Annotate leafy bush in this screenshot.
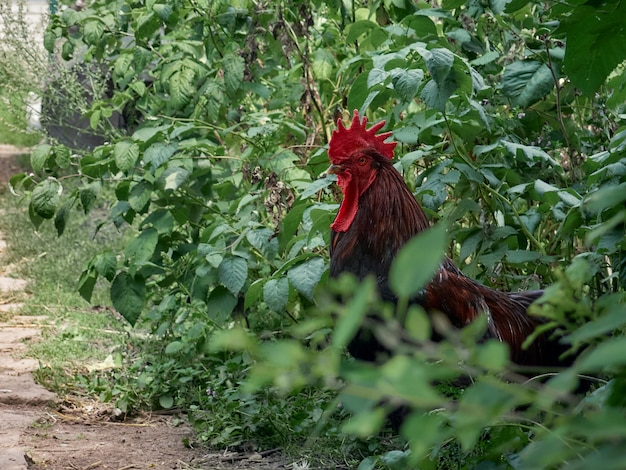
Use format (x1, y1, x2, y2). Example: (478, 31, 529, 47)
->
(8, 0, 626, 467)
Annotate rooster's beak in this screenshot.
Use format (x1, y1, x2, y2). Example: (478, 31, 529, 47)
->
(326, 164, 344, 175)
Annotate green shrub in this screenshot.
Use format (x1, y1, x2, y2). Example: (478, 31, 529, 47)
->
(7, 0, 626, 467)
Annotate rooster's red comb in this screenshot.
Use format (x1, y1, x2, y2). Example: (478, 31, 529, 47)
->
(328, 110, 396, 163)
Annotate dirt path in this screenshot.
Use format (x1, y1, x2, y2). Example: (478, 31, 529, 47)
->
(0, 312, 55, 470)
(1, 174, 50, 469)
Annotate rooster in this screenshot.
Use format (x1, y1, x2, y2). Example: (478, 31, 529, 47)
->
(327, 110, 569, 368)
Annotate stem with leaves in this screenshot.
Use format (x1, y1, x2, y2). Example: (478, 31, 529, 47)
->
(443, 115, 546, 256)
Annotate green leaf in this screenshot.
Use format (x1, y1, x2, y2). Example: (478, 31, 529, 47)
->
(54, 199, 72, 236)
(309, 207, 335, 240)
(347, 73, 371, 112)
(28, 202, 44, 229)
(404, 306, 431, 342)
(357, 456, 378, 470)
(342, 407, 387, 438)
(380, 450, 410, 469)
(393, 125, 420, 144)
(157, 167, 190, 191)
(263, 278, 289, 311)
(455, 381, 522, 450)
(94, 252, 117, 281)
(287, 257, 325, 301)
(125, 228, 159, 265)
(135, 11, 161, 40)
(223, 53, 244, 97)
(332, 277, 376, 349)
(31, 179, 61, 219)
(566, 300, 626, 345)
(129, 80, 146, 97)
(505, 250, 542, 264)
(403, 15, 437, 40)
(140, 209, 175, 235)
(159, 394, 174, 409)
(312, 49, 335, 80)
(346, 20, 379, 43)
(110, 272, 145, 325)
(389, 224, 447, 299)
(504, 0, 530, 12)
(78, 271, 97, 303)
(420, 76, 458, 111)
(442, 0, 466, 8)
(501, 60, 554, 107)
(300, 176, 335, 199)
(30, 144, 52, 174)
(61, 39, 74, 60)
(209, 327, 255, 352)
(401, 412, 446, 459)
(53, 145, 71, 169)
(218, 255, 248, 295)
(584, 183, 626, 214)
(144, 142, 178, 170)
(246, 228, 278, 259)
(83, 19, 105, 45)
(169, 67, 196, 108)
(502, 140, 557, 166)
(607, 71, 626, 109)
(609, 127, 626, 153)
(114, 141, 140, 171)
(132, 124, 170, 143)
(43, 31, 56, 53)
(165, 341, 184, 355)
(426, 48, 454, 85)
(9, 173, 33, 192)
(153, 3, 173, 21)
(474, 340, 509, 371)
(207, 286, 238, 323)
(576, 337, 626, 372)
(244, 279, 264, 311)
(79, 183, 99, 214)
(558, 2, 626, 96)
(419, 48, 458, 110)
(128, 180, 152, 212)
(470, 50, 500, 66)
(391, 68, 424, 101)
(113, 52, 134, 84)
(279, 201, 308, 250)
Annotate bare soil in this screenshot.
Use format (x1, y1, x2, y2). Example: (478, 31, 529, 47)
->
(0, 149, 294, 470)
(20, 403, 289, 469)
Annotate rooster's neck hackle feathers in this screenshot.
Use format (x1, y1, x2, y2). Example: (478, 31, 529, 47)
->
(329, 110, 396, 163)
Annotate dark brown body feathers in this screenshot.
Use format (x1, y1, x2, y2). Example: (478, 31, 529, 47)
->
(330, 151, 568, 368)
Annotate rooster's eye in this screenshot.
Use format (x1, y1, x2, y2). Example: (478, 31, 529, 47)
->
(358, 156, 367, 165)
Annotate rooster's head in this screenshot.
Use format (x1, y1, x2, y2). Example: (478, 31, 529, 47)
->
(326, 110, 397, 232)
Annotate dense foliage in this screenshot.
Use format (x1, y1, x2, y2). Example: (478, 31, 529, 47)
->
(8, 0, 626, 467)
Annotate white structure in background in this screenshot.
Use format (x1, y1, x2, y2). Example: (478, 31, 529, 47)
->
(26, 1, 49, 130)
(24, 0, 48, 38)
(25, 91, 42, 129)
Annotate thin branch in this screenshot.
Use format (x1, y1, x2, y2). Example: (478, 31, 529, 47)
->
(543, 37, 578, 168)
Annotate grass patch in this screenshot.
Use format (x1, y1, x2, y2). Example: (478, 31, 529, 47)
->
(0, 189, 130, 394)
